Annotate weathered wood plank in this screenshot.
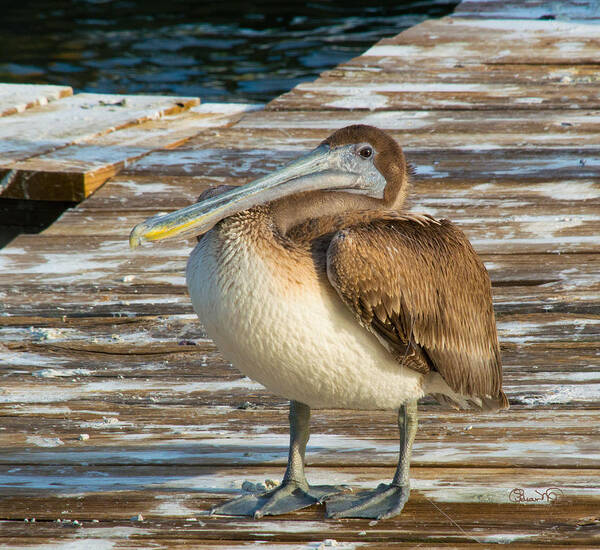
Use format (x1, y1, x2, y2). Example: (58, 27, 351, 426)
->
(269, 84, 600, 112)
(0, 465, 597, 515)
(101, 143, 600, 183)
(1, 247, 596, 288)
(41, 195, 600, 229)
(0, 357, 598, 410)
(0, 372, 597, 413)
(0, 272, 597, 314)
(0, 301, 598, 413)
(232, 110, 600, 149)
(115, 120, 598, 173)
(0, 103, 261, 201)
(322, 63, 600, 84)
(1, 314, 599, 385)
(0, 403, 598, 467)
(1, 366, 599, 413)
(1, 495, 598, 547)
(0, 92, 198, 168)
(453, 0, 600, 21)
(1, 232, 598, 309)
(2, 540, 580, 550)
(73, 153, 599, 213)
(2, 398, 599, 433)
(342, 50, 600, 77)
(268, 71, 600, 111)
(80, 175, 600, 214)
(0, 280, 597, 320)
(19, 208, 599, 254)
(362, 18, 600, 66)
(0, 83, 73, 117)
(0, 316, 597, 375)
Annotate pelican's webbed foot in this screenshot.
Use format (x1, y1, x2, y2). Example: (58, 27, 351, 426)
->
(328, 400, 418, 520)
(211, 401, 346, 518)
(211, 481, 345, 518)
(326, 482, 409, 519)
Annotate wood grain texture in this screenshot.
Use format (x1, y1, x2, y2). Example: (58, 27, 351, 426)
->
(453, 0, 600, 21)
(268, 67, 600, 111)
(0, 92, 202, 201)
(0, 5, 599, 549)
(364, 18, 600, 65)
(0, 83, 73, 117)
(0, 103, 261, 201)
(0, 93, 199, 166)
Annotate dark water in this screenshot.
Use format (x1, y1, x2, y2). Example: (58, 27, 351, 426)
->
(0, 1, 457, 104)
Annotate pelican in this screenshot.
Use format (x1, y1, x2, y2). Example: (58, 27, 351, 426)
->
(130, 125, 508, 520)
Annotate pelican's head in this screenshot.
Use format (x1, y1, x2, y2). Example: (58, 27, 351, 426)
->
(129, 125, 409, 248)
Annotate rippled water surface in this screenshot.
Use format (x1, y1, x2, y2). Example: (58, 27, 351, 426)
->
(0, 1, 457, 103)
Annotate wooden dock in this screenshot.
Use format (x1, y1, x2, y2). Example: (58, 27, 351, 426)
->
(1, 2, 599, 548)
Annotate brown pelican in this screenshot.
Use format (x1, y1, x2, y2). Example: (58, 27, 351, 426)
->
(130, 125, 508, 520)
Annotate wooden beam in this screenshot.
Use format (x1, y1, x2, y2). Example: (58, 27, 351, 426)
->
(0, 83, 72, 117)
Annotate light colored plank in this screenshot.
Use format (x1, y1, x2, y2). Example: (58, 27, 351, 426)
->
(325, 63, 600, 83)
(1, 231, 599, 296)
(270, 84, 600, 112)
(75, 151, 599, 212)
(0, 83, 73, 117)
(0, 416, 597, 469)
(78, 175, 600, 216)
(1, 399, 599, 433)
(0, 103, 261, 201)
(0, 276, 596, 319)
(125, 115, 599, 163)
(0, 92, 198, 169)
(453, 0, 600, 21)
(232, 109, 600, 150)
(0, 465, 597, 515)
(0, 376, 598, 465)
(0, 494, 598, 548)
(268, 69, 600, 111)
(1, 316, 598, 381)
(0, 308, 598, 412)
(365, 18, 600, 65)
(26, 206, 600, 255)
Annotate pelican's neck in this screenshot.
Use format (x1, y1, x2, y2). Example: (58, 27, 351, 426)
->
(206, 203, 327, 289)
(213, 203, 306, 263)
(271, 190, 387, 237)
(211, 193, 415, 259)
(214, 203, 275, 243)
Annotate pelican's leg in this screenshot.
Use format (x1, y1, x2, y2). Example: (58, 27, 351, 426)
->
(211, 401, 346, 518)
(326, 399, 418, 520)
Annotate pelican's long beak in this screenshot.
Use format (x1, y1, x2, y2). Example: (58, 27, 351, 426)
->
(129, 144, 359, 248)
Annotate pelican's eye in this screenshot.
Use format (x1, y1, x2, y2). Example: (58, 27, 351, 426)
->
(358, 146, 373, 159)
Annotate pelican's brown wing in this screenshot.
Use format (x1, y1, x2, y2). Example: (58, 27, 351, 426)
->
(326, 216, 508, 410)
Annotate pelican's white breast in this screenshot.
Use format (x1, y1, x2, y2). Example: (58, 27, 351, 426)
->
(186, 224, 425, 410)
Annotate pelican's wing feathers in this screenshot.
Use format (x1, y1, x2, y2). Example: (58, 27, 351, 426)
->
(326, 215, 508, 411)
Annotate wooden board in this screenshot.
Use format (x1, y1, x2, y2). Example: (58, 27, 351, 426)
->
(363, 18, 600, 65)
(268, 72, 600, 111)
(453, 0, 600, 21)
(329, 16, 600, 113)
(0, 93, 199, 166)
(325, 62, 600, 84)
(0, 103, 262, 201)
(0, 83, 73, 117)
(0, 490, 598, 548)
(187, 110, 600, 151)
(0, 92, 200, 201)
